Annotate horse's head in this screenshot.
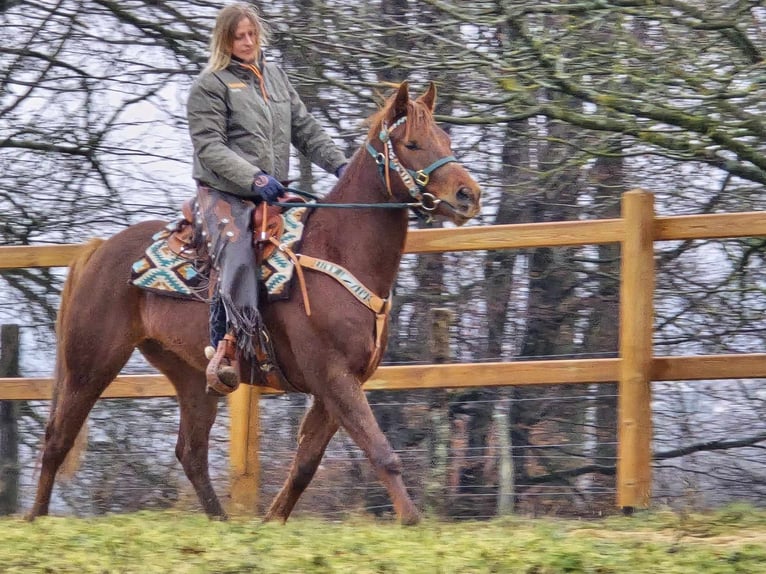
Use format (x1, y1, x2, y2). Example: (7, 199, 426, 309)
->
(369, 82, 482, 225)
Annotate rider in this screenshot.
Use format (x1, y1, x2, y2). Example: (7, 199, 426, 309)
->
(187, 2, 347, 393)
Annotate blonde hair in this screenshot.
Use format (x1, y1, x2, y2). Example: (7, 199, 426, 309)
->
(206, 2, 269, 71)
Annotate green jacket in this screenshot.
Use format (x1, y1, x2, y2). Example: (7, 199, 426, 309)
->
(187, 59, 346, 196)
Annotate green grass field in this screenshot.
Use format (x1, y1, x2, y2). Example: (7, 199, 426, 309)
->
(1, 506, 764, 573)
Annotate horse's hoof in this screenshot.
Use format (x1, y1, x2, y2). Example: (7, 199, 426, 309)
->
(262, 512, 287, 524)
(400, 511, 421, 526)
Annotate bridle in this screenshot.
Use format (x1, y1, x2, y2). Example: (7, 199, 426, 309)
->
(270, 114, 460, 218)
(365, 115, 458, 215)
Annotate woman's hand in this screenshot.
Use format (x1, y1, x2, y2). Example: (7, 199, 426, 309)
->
(251, 172, 286, 202)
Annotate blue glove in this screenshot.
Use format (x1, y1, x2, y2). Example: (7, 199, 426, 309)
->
(251, 172, 285, 203)
(335, 163, 348, 179)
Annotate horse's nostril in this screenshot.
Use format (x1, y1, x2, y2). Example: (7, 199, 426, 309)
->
(456, 187, 473, 202)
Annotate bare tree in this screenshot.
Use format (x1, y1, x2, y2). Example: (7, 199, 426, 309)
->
(1, 0, 763, 516)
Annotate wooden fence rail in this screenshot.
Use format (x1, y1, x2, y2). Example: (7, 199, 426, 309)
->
(1, 189, 765, 515)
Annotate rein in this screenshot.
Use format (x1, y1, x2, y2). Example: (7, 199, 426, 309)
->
(270, 187, 414, 210)
(269, 116, 457, 218)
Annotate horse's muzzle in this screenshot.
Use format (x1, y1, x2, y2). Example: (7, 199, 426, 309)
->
(443, 184, 481, 225)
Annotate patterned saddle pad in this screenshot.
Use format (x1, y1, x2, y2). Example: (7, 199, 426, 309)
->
(129, 204, 311, 301)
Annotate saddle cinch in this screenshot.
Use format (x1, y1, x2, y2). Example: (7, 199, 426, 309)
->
(170, 193, 311, 395)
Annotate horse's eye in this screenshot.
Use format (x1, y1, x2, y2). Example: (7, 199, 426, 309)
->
(404, 141, 419, 150)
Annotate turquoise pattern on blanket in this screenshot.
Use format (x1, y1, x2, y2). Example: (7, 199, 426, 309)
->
(263, 204, 309, 296)
(130, 205, 311, 301)
(129, 222, 202, 298)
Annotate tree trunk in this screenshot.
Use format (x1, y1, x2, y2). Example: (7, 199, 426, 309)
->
(426, 309, 451, 516)
(0, 324, 20, 515)
(584, 151, 623, 503)
(495, 393, 515, 515)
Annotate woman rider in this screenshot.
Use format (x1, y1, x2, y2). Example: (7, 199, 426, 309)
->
(187, 2, 347, 394)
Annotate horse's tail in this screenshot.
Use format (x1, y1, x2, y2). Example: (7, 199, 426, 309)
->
(54, 238, 104, 480)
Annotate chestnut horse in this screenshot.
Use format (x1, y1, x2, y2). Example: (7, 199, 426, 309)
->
(28, 82, 481, 524)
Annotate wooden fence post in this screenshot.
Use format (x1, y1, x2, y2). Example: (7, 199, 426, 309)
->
(228, 384, 261, 515)
(617, 190, 655, 512)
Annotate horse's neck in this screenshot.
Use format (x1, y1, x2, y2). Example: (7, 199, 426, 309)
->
(306, 149, 410, 295)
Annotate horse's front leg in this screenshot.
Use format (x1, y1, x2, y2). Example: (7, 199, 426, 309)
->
(142, 343, 227, 520)
(320, 374, 420, 525)
(265, 397, 339, 523)
(173, 374, 226, 519)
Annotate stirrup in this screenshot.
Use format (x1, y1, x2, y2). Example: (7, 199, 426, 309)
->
(205, 335, 239, 396)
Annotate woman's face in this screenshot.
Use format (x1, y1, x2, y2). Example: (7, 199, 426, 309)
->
(231, 16, 258, 63)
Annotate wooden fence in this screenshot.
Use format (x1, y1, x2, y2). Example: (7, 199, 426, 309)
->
(1, 189, 765, 515)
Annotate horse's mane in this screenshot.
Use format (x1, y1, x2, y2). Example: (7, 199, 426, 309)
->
(365, 93, 432, 143)
(321, 89, 434, 201)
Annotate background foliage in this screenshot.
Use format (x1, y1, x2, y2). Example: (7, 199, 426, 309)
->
(0, 1, 764, 518)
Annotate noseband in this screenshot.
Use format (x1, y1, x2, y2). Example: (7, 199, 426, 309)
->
(366, 116, 457, 214)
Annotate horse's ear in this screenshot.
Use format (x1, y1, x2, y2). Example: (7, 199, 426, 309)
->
(391, 81, 410, 120)
(419, 81, 437, 112)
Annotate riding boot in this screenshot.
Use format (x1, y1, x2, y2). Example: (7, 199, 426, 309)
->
(205, 333, 239, 396)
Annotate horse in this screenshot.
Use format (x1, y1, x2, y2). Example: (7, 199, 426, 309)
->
(27, 81, 481, 525)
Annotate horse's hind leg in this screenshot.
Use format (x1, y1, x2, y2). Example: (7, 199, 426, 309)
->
(27, 339, 135, 519)
(320, 376, 420, 525)
(265, 397, 339, 523)
(139, 341, 226, 519)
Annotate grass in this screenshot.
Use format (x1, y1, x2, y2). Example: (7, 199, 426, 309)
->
(0, 506, 764, 573)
